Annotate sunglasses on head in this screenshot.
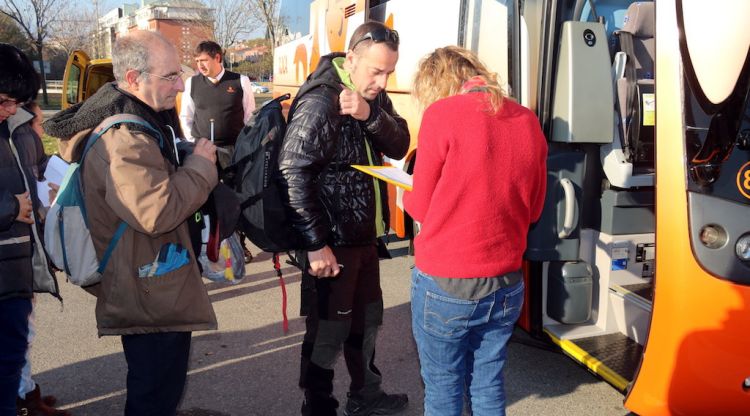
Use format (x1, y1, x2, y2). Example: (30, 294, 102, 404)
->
(350, 27, 400, 50)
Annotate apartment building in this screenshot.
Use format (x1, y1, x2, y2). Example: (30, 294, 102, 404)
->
(94, 0, 214, 65)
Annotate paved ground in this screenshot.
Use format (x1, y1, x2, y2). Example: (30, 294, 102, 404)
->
(29, 239, 628, 415)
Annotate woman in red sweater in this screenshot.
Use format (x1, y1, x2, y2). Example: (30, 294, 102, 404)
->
(404, 46, 547, 416)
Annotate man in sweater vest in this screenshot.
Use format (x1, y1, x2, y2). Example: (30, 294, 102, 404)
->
(179, 40, 255, 166)
(180, 40, 256, 262)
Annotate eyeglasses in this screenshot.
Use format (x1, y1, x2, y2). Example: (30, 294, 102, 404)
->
(0, 97, 30, 109)
(350, 28, 400, 50)
(141, 69, 185, 83)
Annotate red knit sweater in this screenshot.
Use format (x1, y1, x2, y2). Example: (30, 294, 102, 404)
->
(404, 93, 547, 278)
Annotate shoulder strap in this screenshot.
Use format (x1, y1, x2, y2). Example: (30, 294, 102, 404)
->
(97, 221, 128, 274)
(82, 114, 164, 161)
(287, 80, 342, 122)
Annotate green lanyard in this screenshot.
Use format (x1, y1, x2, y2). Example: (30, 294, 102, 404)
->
(333, 57, 385, 237)
(365, 139, 386, 237)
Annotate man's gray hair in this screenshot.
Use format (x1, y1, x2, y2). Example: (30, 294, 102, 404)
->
(112, 35, 150, 83)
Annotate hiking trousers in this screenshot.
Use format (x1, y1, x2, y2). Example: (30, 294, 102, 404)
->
(299, 244, 385, 408)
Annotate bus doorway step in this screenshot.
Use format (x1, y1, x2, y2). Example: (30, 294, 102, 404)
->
(547, 331, 643, 392)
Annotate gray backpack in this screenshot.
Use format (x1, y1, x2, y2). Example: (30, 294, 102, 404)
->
(44, 114, 162, 286)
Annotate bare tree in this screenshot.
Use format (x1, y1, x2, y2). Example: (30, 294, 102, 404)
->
(208, 0, 260, 50)
(248, 0, 280, 50)
(50, 8, 95, 56)
(1, 0, 63, 105)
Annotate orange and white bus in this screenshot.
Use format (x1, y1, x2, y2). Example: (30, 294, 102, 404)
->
(273, 0, 750, 413)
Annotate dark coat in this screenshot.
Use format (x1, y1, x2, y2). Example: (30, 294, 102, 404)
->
(0, 109, 59, 300)
(278, 53, 409, 250)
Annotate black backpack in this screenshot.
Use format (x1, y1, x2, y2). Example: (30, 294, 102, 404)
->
(227, 93, 301, 253)
(226, 81, 340, 333)
(228, 80, 341, 253)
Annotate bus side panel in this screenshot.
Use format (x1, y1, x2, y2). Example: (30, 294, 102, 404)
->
(625, 2, 750, 413)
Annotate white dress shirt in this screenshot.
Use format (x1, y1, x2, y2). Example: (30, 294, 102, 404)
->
(179, 68, 256, 141)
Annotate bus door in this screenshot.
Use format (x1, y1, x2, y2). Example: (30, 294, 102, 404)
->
(524, 0, 750, 411)
(625, 1, 750, 413)
(525, 0, 656, 392)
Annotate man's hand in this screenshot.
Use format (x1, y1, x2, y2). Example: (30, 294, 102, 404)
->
(339, 88, 371, 121)
(193, 138, 217, 164)
(15, 191, 33, 224)
(307, 245, 341, 278)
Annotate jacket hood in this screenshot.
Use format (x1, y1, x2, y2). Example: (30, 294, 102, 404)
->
(6, 107, 33, 134)
(287, 53, 343, 122)
(43, 82, 179, 163)
(298, 53, 345, 99)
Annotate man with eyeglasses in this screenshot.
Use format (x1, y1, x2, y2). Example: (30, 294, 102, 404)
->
(278, 21, 409, 416)
(0, 42, 63, 416)
(44, 30, 219, 416)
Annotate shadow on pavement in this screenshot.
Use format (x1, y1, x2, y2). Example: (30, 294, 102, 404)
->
(34, 300, 617, 416)
(31, 238, 621, 415)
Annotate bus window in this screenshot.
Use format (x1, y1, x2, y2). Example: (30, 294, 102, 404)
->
(369, 0, 390, 7)
(463, 0, 513, 97)
(368, 0, 390, 22)
(278, 0, 314, 42)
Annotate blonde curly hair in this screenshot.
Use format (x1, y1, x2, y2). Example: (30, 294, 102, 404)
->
(412, 46, 505, 114)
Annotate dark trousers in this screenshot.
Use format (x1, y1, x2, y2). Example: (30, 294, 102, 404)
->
(299, 245, 385, 410)
(121, 332, 192, 416)
(0, 297, 31, 416)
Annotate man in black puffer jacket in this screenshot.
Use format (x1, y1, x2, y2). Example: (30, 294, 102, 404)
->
(279, 21, 409, 416)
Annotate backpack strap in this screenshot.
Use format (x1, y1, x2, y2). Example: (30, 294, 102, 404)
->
(83, 114, 164, 160)
(97, 222, 128, 274)
(82, 114, 163, 275)
(273, 253, 289, 333)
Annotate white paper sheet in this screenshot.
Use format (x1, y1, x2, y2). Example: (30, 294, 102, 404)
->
(37, 155, 69, 207)
(351, 165, 413, 191)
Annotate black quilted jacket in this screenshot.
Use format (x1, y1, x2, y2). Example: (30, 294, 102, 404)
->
(278, 53, 409, 249)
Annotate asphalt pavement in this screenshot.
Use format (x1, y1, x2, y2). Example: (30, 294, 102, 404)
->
(29, 239, 628, 415)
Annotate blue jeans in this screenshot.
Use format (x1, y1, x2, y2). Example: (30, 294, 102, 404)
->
(18, 299, 36, 398)
(411, 268, 524, 416)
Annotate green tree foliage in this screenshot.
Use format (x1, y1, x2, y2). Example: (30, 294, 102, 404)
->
(234, 50, 272, 81)
(0, 13, 29, 50)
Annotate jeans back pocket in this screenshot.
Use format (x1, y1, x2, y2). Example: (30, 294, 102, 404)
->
(424, 291, 479, 338)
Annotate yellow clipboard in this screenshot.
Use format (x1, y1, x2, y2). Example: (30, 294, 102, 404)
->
(351, 165, 413, 191)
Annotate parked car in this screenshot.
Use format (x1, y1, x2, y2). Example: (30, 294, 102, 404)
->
(250, 82, 270, 94)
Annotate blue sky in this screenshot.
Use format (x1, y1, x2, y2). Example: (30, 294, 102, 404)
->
(69, 0, 117, 17)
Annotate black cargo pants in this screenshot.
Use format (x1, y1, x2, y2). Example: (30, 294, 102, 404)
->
(298, 244, 385, 411)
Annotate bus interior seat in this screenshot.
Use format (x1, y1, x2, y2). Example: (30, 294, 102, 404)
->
(580, 0, 640, 52)
(614, 1, 655, 172)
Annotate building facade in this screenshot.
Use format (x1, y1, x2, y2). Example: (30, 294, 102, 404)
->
(94, 0, 214, 65)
